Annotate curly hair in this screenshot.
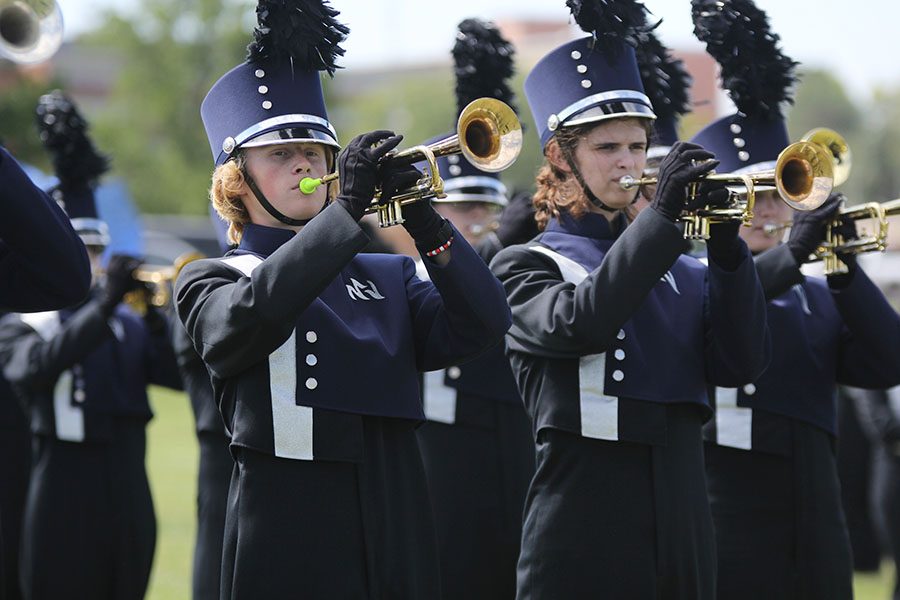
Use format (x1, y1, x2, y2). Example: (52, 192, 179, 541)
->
(210, 148, 336, 244)
(532, 118, 652, 231)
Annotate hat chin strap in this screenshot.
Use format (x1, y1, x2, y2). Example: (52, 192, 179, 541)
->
(242, 167, 330, 227)
(559, 144, 640, 212)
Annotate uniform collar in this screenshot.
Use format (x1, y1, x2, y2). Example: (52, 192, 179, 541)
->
(237, 223, 295, 258)
(545, 211, 627, 240)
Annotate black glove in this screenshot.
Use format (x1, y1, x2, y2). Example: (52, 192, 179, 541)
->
(651, 142, 719, 222)
(496, 191, 539, 247)
(828, 211, 860, 287)
(787, 192, 845, 265)
(335, 130, 404, 221)
(100, 254, 141, 315)
(378, 162, 448, 251)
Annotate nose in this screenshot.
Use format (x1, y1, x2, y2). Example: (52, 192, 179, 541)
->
(616, 149, 636, 171)
(292, 150, 311, 174)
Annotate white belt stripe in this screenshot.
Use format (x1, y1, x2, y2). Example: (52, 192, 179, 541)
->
(423, 370, 456, 424)
(715, 387, 752, 450)
(20, 312, 84, 442)
(222, 255, 314, 460)
(530, 246, 619, 440)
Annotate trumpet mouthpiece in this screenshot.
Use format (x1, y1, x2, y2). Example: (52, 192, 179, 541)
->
(299, 177, 321, 195)
(619, 175, 638, 191)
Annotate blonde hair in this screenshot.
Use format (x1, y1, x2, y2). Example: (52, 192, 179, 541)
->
(532, 118, 652, 231)
(209, 147, 337, 244)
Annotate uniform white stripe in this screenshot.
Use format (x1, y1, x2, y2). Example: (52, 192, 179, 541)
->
(888, 385, 900, 421)
(423, 370, 456, 424)
(715, 387, 752, 450)
(530, 246, 619, 440)
(19, 312, 85, 442)
(223, 254, 314, 460)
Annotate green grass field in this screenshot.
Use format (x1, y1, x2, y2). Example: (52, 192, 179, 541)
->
(143, 386, 896, 600)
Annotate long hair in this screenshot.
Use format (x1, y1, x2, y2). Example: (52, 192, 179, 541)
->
(532, 117, 651, 230)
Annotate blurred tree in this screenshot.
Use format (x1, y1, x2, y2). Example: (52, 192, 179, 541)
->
(80, 0, 250, 215)
(0, 69, 63, 170)
(858, 87, 900, 204)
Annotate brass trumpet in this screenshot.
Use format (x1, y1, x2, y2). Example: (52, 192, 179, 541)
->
(0, 0, 63, 64)
(299, 98, 523, 227)
(801, 128, 851, 187)
(619, 140, 835, 240)
(124, 251, 205, 313)
(815, 199, 900, 275)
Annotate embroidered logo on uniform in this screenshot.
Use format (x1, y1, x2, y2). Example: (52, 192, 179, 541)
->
(346, 278, 385, 301)
(660, 271, 680, 295)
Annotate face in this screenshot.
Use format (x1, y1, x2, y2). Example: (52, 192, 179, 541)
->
(241, 143, 331, 230)
(739, 190, 791, 253)
(434, 201, 501, 244)
(550, 119, 648, 216)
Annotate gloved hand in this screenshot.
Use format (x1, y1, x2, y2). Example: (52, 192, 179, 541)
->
(787, 192, 845, 265)
(335, 130, 404, 221)
(828, 211, 860, 286)
(378, 163, 448, 251)
(496, 191, 539, 247)
(651, 142, 719, 222)
(100, 254, 141, 315)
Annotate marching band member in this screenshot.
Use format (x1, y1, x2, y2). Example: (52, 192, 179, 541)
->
(0, 90, 183, 600)
(176, 1, 511, 597)
(414, 19, 533, 599)
(489, 1, 770, 597)
(690, 1, 900, 598)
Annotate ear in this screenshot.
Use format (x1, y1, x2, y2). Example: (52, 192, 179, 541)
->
(546, 139, 573, 174)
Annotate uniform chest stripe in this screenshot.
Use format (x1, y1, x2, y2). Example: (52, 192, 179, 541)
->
(221, 254, 314, 460)
(715, 387, 752, 450)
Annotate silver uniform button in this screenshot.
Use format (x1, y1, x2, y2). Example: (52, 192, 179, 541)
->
(743, 383, 757, 395)
(447, 366, 462, 380)
(617, 329, 626, 340)
(614, 349, 625, 361)
(305, 378, 318, 390)
(306, 331, 317, 343)
(73, 389, 86, 403)
(306, 354, 317, 366)
(612, 370, 625, 382)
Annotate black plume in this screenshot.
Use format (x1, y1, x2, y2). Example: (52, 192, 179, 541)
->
(566, 0, 655, 55)
(35, 90, 109, 189)
(634, 29, 691, 124)
(691, 0, 798, 118)
(453, 19, 517, 117)
(247, 0, 349, 77)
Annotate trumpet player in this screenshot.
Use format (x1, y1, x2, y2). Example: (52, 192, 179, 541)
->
(176, 1, 511, 597)
(0, 91, 183, 600)
(690, 1, 900, 598)
(489, 1, 769, 597)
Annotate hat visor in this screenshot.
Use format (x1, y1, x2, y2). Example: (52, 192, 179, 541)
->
(242, 127, 340, 150)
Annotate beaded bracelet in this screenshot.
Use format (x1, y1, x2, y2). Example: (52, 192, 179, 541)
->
(425, 235, 454, 257)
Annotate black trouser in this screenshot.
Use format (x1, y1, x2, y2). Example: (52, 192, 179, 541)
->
(0, 429, 30, 600)
(705, 421, 853, 600)
(417, 401, 534, 600)
(871, 446, 900, 600)
(220, 416, 439, 599)
(517, 404, 715, 600)
(192, 432, 232, 600)
(20, 419, 155, 600)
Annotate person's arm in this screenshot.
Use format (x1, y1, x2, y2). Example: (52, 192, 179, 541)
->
(491, 207, 686, 358)
(405, 224, 511, 372)
(142, 306, 184, 391)
(176, 202, 369, 379)
(0, 147, 91, 311)
(753, 243, 805, 300)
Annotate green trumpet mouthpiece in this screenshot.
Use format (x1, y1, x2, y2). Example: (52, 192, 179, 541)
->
(299, 177, 321, 195)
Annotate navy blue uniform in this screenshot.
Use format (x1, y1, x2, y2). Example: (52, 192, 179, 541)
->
(175, 203, 511, 599)
(490, 208, 770, 599)
(416, 246, 534, 600)
(0, 296, 182, 600)
(0, 148, 90, 312)
(704, 244, 900, 600)
(0, 362, 28, 600)
(170, 318, 231, 600)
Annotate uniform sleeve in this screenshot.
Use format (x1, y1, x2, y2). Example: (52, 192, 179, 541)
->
(0, 302, 113, 393)
(141, 308, 184, 391)
(753, 243, 805, 300)
(831, 268, 900, 389)
(0, 147, 91, 312)
(702, 240, 771, 386)
(175, 203, 370, 379)
(845, 386, 900, 446)
(490, 208, 686, 358)
(405, 225, 511, 372)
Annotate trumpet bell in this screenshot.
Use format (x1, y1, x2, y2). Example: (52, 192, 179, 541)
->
(801, 127, 851, 187)
(0, 0, 63, 64)
(775, 141, 834, 211)
(457, 98, 523, 173)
